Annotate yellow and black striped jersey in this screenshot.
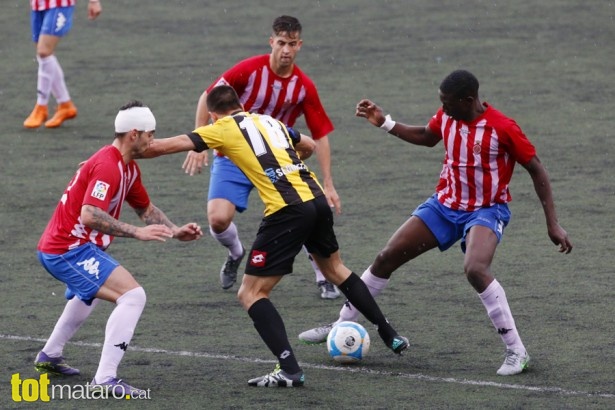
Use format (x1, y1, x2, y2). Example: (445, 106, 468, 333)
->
(188, 112, 324, 216)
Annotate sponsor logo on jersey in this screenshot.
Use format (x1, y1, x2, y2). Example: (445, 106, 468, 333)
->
(264, 163, 309, 183)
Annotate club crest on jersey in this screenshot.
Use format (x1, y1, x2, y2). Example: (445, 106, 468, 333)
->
(91, 180, 110, 200)
(473, 142, 482, 154)
(250, 250, 267, 268)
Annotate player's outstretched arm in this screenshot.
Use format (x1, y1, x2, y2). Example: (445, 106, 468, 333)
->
(355, 99, 439, 147)
(141, 134, 197, 159)
(81, 204, 173, 242)
(135, 203, 203, 241)
(522, 156, 573, 254)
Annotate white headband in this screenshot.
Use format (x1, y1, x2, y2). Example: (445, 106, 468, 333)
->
(114, 106, 156, 133)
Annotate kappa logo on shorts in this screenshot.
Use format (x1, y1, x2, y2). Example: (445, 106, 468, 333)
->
(250, 250, 267, 267)
(76, 257, 101, 280)
(55, 12, 67, 32)
(90, 181, 110, 200)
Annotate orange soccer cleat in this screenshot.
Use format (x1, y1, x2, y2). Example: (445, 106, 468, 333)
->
(45, 101, 78, 128)
(23, 104, 49, 128)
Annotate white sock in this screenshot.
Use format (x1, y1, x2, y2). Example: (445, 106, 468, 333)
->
(94, 287, 146, 383)
(338, 267, 390, 322)
(48, 55, 70, 103)
(306, 247, 326, 282)
(478, 279, 525, 352)
(42, 297, 99, 358)
(36, 55, 55, 105)
(210, 222, 243, 259)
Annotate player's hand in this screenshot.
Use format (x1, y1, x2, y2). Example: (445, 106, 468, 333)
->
(87, 1, 102, 20)
(323, 181, 342, 215)
(135, 224, 174, 242)
(548, 223, 573, 254)
(355, 99, 386, 127)
(182, 150, 209, 176)
(173, 222, 204, 241)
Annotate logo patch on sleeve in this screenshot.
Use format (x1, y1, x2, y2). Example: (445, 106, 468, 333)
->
(91, 180, 110, 200)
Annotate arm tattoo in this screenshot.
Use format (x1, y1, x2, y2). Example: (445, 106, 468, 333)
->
(135, 204, 177, 229)
(86, 206, 138, 238)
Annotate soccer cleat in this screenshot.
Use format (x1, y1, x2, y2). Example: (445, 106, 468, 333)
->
(34, 351, 80, 376)
(318, 280, 341, 299)
(44, 101, 78, 128)
(388, 335, 409, 355)
(497, 349, 530, 376)
(23, 104, 48, 128)
(298, 322, 335, 344)
(248, 364, 305, 387)
(220, 246, 245, 289)
(90, 377, 147, 397)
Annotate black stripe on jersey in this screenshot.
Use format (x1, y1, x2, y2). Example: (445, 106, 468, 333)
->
(283, 133, 323, 198)
(187, 132, 208, 152)
(233, 115, 312, 206)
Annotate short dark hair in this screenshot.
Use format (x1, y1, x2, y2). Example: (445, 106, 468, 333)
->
(206, 85, 242, 113)
(119, 100, 145, 111)
(272, 15, 302, 36)
(439, 70, 479, 99)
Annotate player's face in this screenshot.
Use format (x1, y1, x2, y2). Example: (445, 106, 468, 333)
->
(269, 31, 302, 69)
(134, 130, 155, 155)
(439, 91, 473, 122)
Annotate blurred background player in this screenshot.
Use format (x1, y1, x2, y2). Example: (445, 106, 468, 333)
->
(24, 0, 102, 129)
(34, 101, 203, 394)
(183, 15, 341, 298)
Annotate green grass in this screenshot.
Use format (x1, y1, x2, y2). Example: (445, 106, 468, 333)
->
(1, 0, 614, 408)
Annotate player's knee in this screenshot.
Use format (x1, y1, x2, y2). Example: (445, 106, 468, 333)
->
(236, 286, 250, 310)
(208, 216, 231, 233)
(118, 286, 147, 308)
(36, 46, 54, 58)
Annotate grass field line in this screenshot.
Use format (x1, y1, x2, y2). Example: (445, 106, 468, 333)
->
(3, 334, 613, 399)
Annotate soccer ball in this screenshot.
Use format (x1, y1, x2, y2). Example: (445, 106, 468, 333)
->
(326, 321, 370, 363)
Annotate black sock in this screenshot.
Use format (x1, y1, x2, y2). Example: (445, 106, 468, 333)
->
(338, 272, 397, 344)
(248, 298, 301, 374)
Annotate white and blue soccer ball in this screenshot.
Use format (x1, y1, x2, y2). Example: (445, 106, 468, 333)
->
(326, 321, 370, 363)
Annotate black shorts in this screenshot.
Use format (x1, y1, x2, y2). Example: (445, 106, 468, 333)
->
(245, 195, 339, 276)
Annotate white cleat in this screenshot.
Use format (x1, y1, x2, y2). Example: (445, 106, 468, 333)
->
(497, 349, 530, 376)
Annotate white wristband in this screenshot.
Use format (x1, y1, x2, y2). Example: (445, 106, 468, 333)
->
(380, 114, 396, 132)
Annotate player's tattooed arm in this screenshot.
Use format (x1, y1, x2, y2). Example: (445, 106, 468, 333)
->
(81, 204, 138, 238)
(134, 203, 178, 230)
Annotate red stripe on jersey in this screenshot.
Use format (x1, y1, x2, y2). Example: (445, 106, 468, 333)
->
(207, 55, 333, 139)
(430, 103, 536, 211)
(31, 0, 75, 11)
